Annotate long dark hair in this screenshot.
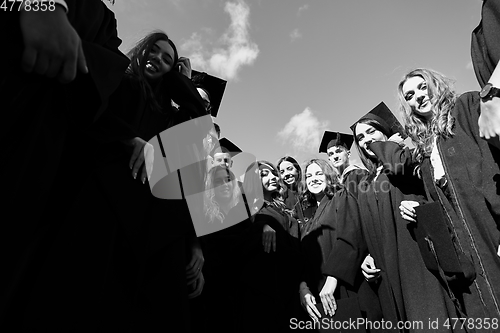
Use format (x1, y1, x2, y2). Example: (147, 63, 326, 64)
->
(352, 118, 389, 183)
(242, 161, 288, 213)
(276, 155, 302, 192)
(300, 158, 340, 209)
(126, 31, 179, 114)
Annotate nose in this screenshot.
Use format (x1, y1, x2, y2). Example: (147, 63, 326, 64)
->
(416, 92, 425, 105)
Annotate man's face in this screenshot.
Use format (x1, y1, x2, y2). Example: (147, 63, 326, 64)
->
(212, 152, 233, 168)
(327, 146, 350, 170)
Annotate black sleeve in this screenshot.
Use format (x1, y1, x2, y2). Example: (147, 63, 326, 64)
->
(322, 192, 367, 287)
(370, 141, 417, 177)
(471, 0, 500, 87)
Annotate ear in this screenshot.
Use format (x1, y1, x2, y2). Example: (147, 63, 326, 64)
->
(230, 160, 234, 168)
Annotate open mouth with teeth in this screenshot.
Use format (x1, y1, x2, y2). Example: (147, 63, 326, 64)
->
(146, 61, 159, 73)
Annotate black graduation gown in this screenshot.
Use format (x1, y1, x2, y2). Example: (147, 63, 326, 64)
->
(17, 71, 209, 332)
(237, 203, 301, 333)
(342, 166, 369, 199)
(0, 1, 129, 328)
(301, 190, 382, 332)
(366, 141, 468, 332)
(412, 92, 500, 323)
(471, 0, 500, 87)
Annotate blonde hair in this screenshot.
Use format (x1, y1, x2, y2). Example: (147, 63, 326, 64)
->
(204, 166, 240, 223)
(397, 68, 456, 164)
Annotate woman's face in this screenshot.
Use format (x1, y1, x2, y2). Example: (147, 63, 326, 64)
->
(213, 169, 234, 202)
(279, 161, 299, 186)
(355, 123, 387, 157)
(259, 164, 279, 193)
(402, 76, 433, 118)
(305, 163, 326, 194)
(144, 40, 175, 81)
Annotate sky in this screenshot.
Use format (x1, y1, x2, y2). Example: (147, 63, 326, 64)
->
(107, 0, 484, 178)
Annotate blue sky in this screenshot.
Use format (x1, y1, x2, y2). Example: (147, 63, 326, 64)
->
(108, 0, 483, 176)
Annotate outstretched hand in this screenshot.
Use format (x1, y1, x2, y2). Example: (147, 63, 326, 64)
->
(20, 7, 88, 83)
(123, 137, 154, 184)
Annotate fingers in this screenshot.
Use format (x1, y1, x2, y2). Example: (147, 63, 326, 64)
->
(59, 42, 78, 84)
(362, 270, 374, 280)
(76, 41, 88, 74)
(307, 296, 321, 320)
(399, 201, 418, 222)
(262, 232, 276, 253)
(34, 52, 50, 76)
(46, 57, 63, 79)
(399, 204, 416, 222)
(144, 143, 154, 182)
(186, 259, 202, 281)
(187, 274, 204, 299)
(304, 295, 320, 323)
(177, 57, 191, 78)
(22, 46, 37, 73)
(129, 139, 145, 180)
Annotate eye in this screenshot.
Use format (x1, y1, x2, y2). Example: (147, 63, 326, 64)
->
(404, 92, 413, 101)
(305, 174, 311, 179)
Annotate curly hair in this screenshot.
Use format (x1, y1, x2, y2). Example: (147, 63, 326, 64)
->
(242, 161, 288, 214)
(300, 158, 341, 210)
(276, 155, 302, 192)
(397, 68, 456, 164)
(204, 165, 241, 223)
(126, 31, 179, 114)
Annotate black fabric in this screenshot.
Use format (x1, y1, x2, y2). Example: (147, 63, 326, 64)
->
(471, 0, 500, 88)
(414, 201, 475, 280)
(0, 2, 129, 329)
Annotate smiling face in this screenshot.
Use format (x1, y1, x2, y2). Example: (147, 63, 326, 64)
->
(305, 162, 326, 194)
(279, 161, 299, 186)
(213, 168, 234, 203)
(144, 40, 175, 81)
(213, 152, 233, 169)
(402, 76, 433, 118)
(355, 122, 388, 158)
(259, 164, 279, 194)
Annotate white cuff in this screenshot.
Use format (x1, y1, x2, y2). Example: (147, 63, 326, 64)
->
(52, 0, 68, 13)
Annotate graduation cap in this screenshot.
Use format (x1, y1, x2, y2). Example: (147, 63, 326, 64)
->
(350, 101, 407, 139)
(318, 131, 354, 153)
(213, 122, 221, 139)
(211, 137, 242, 158)
(414, 202, 474, 280)
(191, 70, 227, 117)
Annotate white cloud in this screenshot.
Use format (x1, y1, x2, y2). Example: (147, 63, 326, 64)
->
(290, 28, 302, 42)
(181, 0, 259, 80)
(297, 4, 309, 15)
(277, 108, 330, 154)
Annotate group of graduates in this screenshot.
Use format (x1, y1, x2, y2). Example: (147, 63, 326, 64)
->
(1, 1, 500, 333)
